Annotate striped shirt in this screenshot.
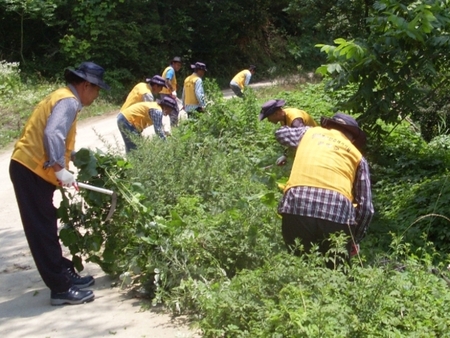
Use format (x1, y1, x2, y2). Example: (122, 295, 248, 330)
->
(275, 126, 374, 242)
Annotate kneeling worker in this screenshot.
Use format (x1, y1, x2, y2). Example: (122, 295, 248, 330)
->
(276, 112, 374, 268)
(259, 99, 317, 166)
(121, 75, 168, 111)
(117, 96, 178, 153)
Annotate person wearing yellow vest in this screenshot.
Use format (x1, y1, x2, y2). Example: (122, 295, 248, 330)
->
(9, 62, 110, 305)
(259, 99, 318, 166)
(182, 62, 207, 116)
(275, 112, 374, 268)
(160, 56, 182, 127)
(230, 65, 256, 98)
(121, 75, 168, 111)
(117, 96, 178, 153)
(160, 56, 182, 97)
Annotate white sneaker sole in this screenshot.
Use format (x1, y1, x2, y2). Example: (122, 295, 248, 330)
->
(50, 293, 95, 306)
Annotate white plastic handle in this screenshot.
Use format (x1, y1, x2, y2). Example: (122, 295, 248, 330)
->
(77, 182, 114, 196)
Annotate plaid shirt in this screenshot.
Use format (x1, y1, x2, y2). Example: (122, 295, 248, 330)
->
(275, 126, 374, 242)
(149, 108, 165, 140)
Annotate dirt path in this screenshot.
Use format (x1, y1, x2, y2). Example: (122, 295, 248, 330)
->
(0, 82, 275, 337)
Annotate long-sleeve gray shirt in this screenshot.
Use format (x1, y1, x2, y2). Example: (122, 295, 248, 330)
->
(44, 84, 82, 168)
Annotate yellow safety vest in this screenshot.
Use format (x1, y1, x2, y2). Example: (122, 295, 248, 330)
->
(183, 73, 200, 105)
(11, 87, 78, 186)
(283, 108, 317, 127)
(121, 82, 152, 111)
(284, 127, 362, 201)
(121, 101, 161, 132)
(231, 69, 250, 89)
(160, 66, 177, 95)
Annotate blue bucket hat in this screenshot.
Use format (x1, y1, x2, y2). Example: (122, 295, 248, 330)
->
(191, 62, 207, 71)
(65, 61, 110, 90)
(146, 75, 168, 88)
(259, 99, 285, 121)
(157, 96, 178, 112)
(320, 112, 367, 150)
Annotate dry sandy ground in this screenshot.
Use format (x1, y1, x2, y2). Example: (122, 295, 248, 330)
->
(0, 83, 276, 338)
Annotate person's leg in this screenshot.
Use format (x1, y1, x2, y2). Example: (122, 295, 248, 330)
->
(316, 220, 352, 268)
(230, 84, 243, 98)
(9, 160, 71, 293)
(117, 113, 138, 153)
(281, 214, 352, 268)
(281, 214, 316, 255)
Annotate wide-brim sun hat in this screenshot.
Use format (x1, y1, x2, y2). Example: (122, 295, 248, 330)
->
(157, 96, 179, 112)
(65, 61, 110, 90)
(320, 112, 367, 150)
(146, 75, 168, 88)
(259, 99, 286, 121)
(190, 62, 207, 71)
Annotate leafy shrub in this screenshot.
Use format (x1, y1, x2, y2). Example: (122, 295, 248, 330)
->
(191, 238, 450, 337)
(0, 60, 22, 98)
(56, 79, 450, 336)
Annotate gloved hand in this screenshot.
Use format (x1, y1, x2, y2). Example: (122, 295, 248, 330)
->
(275, 155, 287, 166)
(55, 168, 76, 187)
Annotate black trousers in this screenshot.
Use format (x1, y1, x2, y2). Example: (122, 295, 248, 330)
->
(9, 160, 72, 293)
(281, 214, 352, 268)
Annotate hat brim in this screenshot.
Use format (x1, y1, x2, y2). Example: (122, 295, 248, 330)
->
(152, 82, 169, 88)
(66, 68, 110, 90)
(259, 99, 285, 121)
(191, 64, 207, 71)
(157, 99, 179, 112)
(321, 117, 367, 150)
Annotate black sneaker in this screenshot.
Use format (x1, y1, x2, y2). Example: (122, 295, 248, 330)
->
(65, 268, 95, 288)
(50, 286, 95, 306)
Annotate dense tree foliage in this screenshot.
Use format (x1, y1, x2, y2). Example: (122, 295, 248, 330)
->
(1, 0, 378, 86)
(2, 0, 450, 140)
(317, 0, 450, 143)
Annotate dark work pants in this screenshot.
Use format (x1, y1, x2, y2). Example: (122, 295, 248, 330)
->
(9, 160, 72, 293)
(117, 112, 140, 153)
(281, 214, 352, 269)
(230, 84, 244, 98)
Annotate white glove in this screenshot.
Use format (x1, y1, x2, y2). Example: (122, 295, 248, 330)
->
(55, 169, 75, 187)
(275, 155, 287, 166)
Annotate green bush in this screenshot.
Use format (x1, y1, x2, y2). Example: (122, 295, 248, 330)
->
(56, 79, 450, 336)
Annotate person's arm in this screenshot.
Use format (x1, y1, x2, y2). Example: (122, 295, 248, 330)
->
(353, 157, 374, 242)
(142, 92, 155, 102)
(194, 79, 206, 109)
(181, 85, 186, 106)
(44, 98, 79, 170)
(274, 125, 308, 148)
(244, 71, 252, 87)
(290, 118, 305, 128)
(149, 108, 166, 140)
